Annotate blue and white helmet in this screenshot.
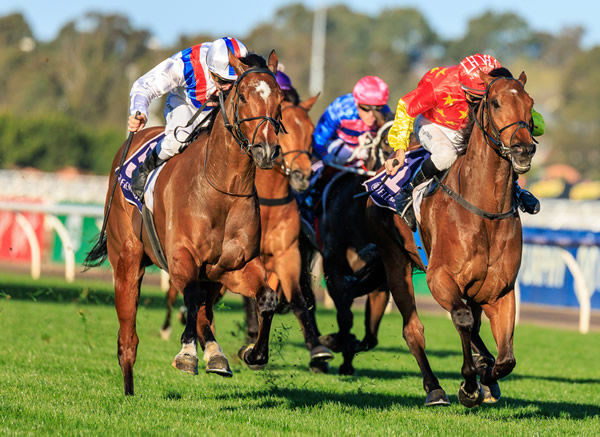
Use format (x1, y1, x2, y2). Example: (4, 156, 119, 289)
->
(206, 37, 248, 81)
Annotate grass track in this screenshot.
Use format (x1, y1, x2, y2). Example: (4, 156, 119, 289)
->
(0, 273, 599, 436)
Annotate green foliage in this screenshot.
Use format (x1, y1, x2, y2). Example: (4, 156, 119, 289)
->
(0, 276, 599, 435)
(0, 7, 597, 178)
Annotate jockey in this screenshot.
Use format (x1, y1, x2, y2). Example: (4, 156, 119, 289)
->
(298, 76, 392, 222)
(314, 75, 393, 167)
(127, 37, 248, 200)
(384, 53, 543, 230)
(276, 68, 300, 105)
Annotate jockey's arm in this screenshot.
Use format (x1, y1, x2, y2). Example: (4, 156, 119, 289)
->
(128, 55, 185, 130)
(384, 99, 415, 175)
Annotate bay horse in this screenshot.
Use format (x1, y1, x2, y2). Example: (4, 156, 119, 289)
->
(298, 121, 396, 375)
(366, 71, 536, 407)
(161, 95, 335, 371)
(85, 51, 284, 395)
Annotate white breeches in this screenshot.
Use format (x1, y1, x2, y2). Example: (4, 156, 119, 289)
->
(413, 115, 465, 171)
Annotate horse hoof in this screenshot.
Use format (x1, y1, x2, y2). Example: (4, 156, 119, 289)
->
(481, 382, 501, 403)
(206, 355, 233, 377)
(171, 353, 198, 375)
(457, 382, 484, 408)
(238, 344, 267, 370)
(310, 345, 334, 362)
(425, 388, 451, 406)
(160, 327, 172, 341)
(309, 360, 329, 374)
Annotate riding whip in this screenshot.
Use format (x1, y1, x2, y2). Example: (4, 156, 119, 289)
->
(83, 111, 140, 268)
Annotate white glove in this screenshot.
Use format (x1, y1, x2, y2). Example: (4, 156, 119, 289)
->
(358, 132, 373, 147)
(357, 147, 370, 161)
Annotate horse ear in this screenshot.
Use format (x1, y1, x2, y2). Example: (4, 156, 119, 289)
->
(228, 50, 247, 76)
(267, 50, 278, 75)
(518, 71, 527, 86)
(479, 69, 494, 89)
(299, 93, 320, 111)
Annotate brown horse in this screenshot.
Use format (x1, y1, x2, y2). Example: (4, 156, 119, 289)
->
(161, 96, 335, 370)
(85, 51, 284, 395)
(367, 71, 536, 407)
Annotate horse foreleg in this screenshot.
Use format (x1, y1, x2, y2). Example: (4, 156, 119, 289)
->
(160, 284, 178, 340)
(113, 248, 145, 396)
(482, 289, 516, 395)
(243, 296, 259, 344)
(221, 258, 277, 370)
(195, 282, 232, 377)
(469, 301, 501, 403)
(429, 271, 483, 408)
(358, 289, 389, 352)
(275, 248, 334, 365)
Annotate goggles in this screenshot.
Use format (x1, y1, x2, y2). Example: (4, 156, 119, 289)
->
(358, 104, 384, 113)
(211, 72, 234, 86)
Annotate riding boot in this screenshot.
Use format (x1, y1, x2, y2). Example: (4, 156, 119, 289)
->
(513, 179, 540, 214)
(394, 168, 428, 231)
(131, 148, 165, 201)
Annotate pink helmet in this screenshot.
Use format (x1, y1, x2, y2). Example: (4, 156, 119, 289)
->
(352, 76, 389, 105)
(458, 53, 501, 95)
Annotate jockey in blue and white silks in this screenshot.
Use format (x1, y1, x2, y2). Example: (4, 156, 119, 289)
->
(127, 37, 248, 200)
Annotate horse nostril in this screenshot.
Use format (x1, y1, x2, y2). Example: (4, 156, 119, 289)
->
(271, 145, 281, 161)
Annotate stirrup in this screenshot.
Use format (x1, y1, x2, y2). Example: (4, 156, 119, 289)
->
(399, 199, 417, 231)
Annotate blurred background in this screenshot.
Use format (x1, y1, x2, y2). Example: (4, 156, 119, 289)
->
(0, 1, 598, 331)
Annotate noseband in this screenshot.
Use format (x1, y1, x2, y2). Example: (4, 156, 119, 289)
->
(474, 77, 536, 160)
(218, 67, 284, 153)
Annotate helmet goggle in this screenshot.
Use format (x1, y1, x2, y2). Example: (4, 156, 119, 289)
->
(358, 104, 384, 113)
(211, 71, 234, 86)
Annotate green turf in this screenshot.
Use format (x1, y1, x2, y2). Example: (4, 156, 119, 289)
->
(0, 273, 598, 436)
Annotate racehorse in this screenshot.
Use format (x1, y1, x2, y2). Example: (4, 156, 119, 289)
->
(84, 51, 284, 395)
(161, 95, 335, 370)
(366, 71, 536, 407)
(298, 121, 395, 375)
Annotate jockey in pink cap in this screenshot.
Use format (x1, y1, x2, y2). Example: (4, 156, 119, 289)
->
(384, 54, 542, 230)
(126, 37, 248, 201)
(313, 75, 392, 167)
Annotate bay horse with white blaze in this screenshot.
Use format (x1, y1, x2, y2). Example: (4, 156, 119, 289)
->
(367, 70, 536, 407)
(85, 51, 284, 395)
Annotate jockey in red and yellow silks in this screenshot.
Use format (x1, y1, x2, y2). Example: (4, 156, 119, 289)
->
(384, 54, 542, 230)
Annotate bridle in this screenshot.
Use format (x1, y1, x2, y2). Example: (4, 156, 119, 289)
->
(274, 104, 311, 177)
(203, 66, 284, 197)
(473, 76, 536, 161)
(218, 67, 285, 153)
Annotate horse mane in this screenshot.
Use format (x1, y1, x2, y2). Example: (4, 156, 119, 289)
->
(457, 67, 515, 150)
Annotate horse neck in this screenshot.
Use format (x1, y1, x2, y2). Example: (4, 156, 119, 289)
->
(202, 120, 256, 194)
(255, 167, 288, 198)
(459, 127, 514, 211)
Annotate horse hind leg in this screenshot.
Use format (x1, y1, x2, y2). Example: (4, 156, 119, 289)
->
(172, 282, 204, 375)
(113, 248, 145, 396)
(160, 284, 178, 340)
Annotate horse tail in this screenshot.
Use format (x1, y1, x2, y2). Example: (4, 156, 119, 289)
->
(82, 231, 108, 270)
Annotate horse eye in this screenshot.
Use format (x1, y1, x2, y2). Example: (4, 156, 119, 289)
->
(239, 94, 247, 103)
(491, 98, 500, 109)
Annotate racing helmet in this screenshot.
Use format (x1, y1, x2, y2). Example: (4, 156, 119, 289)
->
(276, 71, 293, 90)
(352, 76, 389, 105)
(458, 53, 502, 96)
(206, 37, 248, 81)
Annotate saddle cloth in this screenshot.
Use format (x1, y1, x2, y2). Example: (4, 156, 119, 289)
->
(362, 147, 430, 213)
(117, 131, 166, 213)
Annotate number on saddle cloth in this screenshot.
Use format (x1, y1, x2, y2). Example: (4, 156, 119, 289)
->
(362, 147, 430, 212)
(116, 131, 165, 212)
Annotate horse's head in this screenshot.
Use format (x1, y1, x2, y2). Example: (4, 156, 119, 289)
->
(225, 50, 284, 170)
(363, 119, 395, 171)
(278, 95, 319, 192)
(479, 71, 536, 174)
